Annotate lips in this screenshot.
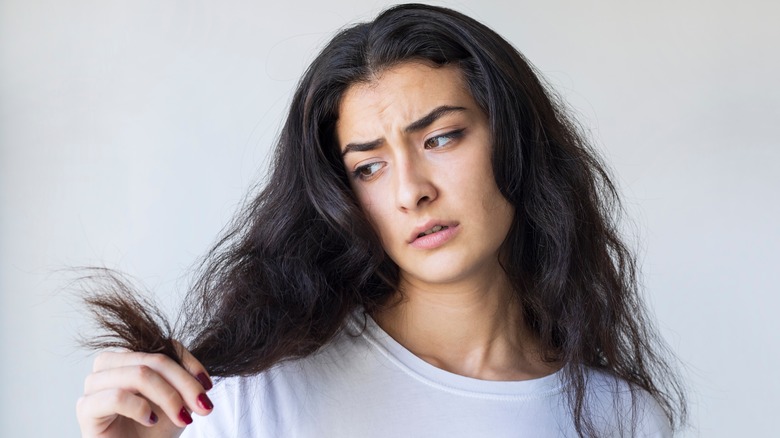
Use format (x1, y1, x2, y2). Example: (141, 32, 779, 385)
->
(417, 224, 448, 238)
(408, 220, 459, 245)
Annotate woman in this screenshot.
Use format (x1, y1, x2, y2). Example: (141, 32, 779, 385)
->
(77, 4, 686, 437)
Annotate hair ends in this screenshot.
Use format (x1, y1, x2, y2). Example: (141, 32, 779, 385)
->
(77, 268, 183, 366)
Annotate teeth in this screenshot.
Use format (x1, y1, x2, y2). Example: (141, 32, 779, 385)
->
(418, 225, 447, 238)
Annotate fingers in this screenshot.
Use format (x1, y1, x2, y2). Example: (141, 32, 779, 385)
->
(95, 350, 208, 388)
(76, 389, 158, 434)
(173, 341, 213, 391)
(84, 365, 200, 427)
(93, 348, 212, 391)
(84, 349, 214, 429)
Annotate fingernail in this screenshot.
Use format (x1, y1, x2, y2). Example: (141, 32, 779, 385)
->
(149, 411, 158, 425)
(197, 393, 213, 410)
(179, 407, 193, 425)
(196, 372, 213, 391)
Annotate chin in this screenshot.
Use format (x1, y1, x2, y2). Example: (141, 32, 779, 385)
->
(399, 260, 479, 287)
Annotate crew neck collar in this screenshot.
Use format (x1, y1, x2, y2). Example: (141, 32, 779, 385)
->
(347, 310, 566, 401)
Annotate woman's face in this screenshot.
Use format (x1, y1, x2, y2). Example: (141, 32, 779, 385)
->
(336, 62, 514, 288)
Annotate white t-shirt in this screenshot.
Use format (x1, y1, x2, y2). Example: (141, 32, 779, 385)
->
(182, 312, 671, 437)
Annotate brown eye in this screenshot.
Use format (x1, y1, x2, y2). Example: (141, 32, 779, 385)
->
(352, 162, 385, 181)
(424, 129, 465, 149)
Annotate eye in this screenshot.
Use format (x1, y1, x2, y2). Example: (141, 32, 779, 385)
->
(352, 161, 385, 181)
(424, 128, 465, 149)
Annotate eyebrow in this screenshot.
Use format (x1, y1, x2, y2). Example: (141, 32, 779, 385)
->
(341, 105, 467, 157)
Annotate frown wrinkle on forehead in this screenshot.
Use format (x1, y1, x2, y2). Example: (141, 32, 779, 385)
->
(337, 62, 476, 152)
(341, 106, 467, 158)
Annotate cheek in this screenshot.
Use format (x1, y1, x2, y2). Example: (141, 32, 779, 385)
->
(449, 151, 496, 200)
(456, 148, 513, 224)
(353, 185, 379, 219)
(353, 186, 396, 242)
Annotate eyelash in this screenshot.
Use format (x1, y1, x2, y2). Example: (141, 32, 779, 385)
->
(424, 128, 465, 149)
(351, 128, 466, 181)
(352, 162, 384, 181)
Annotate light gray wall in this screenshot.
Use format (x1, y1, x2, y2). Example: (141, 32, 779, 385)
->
(1, 1, 777, 436)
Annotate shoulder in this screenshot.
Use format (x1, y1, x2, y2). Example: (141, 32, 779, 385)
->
(181, 326, 371, 437)
(182, 318, 674, 437)
(582, 368, 673, 437)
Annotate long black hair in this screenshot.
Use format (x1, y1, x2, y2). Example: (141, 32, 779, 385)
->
(82, 4, 686, 436)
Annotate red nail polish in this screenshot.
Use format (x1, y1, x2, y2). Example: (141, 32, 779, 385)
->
(149, 411, 158, 424)
(196, 372, 213, 391)
(179, 407, 193, 425)
(197, 393, 213, 410)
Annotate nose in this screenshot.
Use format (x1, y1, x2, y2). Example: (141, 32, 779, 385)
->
(395, 153, 437, 211)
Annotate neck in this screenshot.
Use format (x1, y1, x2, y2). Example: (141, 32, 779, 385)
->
(373, 269, 556, 381)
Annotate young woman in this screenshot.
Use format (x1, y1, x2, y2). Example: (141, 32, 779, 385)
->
(77, 4, 686, 437)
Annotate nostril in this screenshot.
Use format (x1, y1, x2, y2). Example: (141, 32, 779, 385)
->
(396, 173, 436, 211)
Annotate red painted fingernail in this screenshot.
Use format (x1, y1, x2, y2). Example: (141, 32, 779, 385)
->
(197, 393, 213, 410)
(196, 372, 213, 391)
(149, 411, 158, 425)
(179, 407, 193, 425)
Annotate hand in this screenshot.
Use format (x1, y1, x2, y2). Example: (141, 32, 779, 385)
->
(76, 343, 214, 438)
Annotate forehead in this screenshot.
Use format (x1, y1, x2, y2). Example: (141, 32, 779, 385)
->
(336, 62, 475, 140)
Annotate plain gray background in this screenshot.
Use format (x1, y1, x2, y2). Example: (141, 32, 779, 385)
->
(1, 0, 777, 436)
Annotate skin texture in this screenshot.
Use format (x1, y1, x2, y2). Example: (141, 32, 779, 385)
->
(338, 62, 552, 381)
(338, 62, 514, 289)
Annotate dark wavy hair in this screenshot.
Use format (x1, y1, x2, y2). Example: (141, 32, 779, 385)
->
(82, 3, 686, 436)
